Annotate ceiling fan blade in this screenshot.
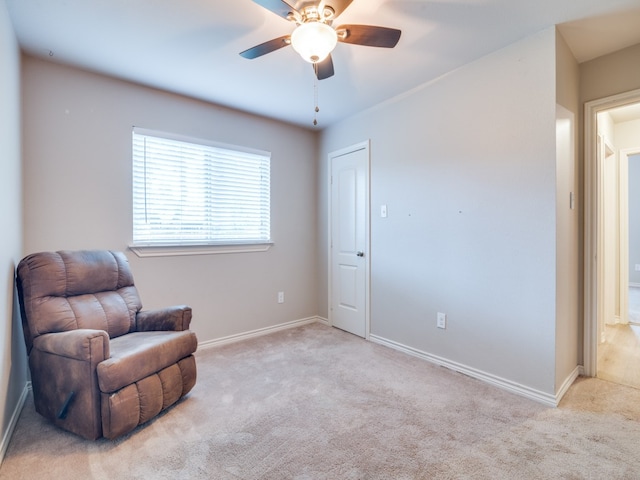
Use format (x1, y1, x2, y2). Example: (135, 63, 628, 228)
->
(251, 0, 299, 20)
(318, 0, 354, 19)
(239, 35, 291, 59)
(314, 54, 334, 80)
(336, 24, 401, 48)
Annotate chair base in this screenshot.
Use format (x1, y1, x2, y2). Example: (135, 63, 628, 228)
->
(101, 355, 196, 439)
(31, 354, 196, 440)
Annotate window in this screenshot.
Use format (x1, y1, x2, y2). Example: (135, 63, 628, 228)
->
(132, 128, 271, 251)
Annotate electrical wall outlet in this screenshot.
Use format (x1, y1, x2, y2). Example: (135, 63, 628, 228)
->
(635, 264, 640, 272)
(437, 312, 446, 329)
(278, 291, 285, 304)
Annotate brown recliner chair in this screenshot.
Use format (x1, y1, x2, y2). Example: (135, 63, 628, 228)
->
(16, 250, 197, 440)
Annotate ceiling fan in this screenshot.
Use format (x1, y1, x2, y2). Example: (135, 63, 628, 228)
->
(240, 0, 402, 80)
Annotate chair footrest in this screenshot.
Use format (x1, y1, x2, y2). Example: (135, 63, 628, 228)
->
(97, 330, 197, 393)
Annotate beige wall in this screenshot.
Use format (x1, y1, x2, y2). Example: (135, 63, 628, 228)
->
(581, 43, 640, 104)
(0, 0, 28, 460)
(555, 31, 581, 392)
(21, 57, 319, 344)
(319, 28, 560, 397)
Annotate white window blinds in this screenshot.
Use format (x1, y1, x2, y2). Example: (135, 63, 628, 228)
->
(132, 128, 271, 246)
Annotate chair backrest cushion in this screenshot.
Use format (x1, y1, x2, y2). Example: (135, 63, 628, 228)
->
(17, 250, 142, 352)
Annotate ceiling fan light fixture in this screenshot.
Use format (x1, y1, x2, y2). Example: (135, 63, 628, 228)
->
(290, 22, 337, 64)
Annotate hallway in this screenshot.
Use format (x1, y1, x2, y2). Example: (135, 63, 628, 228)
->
(598, 322, 640, 389)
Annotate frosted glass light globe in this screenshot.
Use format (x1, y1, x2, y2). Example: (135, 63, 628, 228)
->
(291, 22, 338, 64)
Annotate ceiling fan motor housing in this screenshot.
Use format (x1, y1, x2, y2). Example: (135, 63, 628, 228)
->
(291, 5, 335, 24)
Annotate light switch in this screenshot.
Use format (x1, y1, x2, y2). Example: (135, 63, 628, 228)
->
(381, 205, 388, 218)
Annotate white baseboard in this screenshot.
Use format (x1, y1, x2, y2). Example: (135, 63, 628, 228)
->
(0, 381, 31, 467)
(316, 317, 330, 326)
(198, 316, 327, 350)
(605, 315, 622, 325)
(555, 366, 581, 405)
(369, 334, 559, 407)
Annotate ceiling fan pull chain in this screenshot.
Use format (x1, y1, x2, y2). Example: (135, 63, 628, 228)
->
(313, 71, 319, 126)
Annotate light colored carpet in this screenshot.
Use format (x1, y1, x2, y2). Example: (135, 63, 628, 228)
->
(1, 322, 640, 479)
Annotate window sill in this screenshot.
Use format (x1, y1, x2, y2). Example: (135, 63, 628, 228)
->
(129, 242, 273, 258)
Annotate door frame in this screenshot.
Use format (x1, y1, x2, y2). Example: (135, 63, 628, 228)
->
(327, 140, 371, 339)
(584, 88, 640, 376)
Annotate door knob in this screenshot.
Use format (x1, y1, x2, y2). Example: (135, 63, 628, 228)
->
(356, 251, 365, 257)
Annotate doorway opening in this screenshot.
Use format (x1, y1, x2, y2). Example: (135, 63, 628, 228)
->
(585, 89, 640, 389)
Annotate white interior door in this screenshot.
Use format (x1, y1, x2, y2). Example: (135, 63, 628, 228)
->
(329, 141, 369, 338)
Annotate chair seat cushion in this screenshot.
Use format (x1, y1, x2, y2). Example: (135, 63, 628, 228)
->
(97, 331, 197, 393)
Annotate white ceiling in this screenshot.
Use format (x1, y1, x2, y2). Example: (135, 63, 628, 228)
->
(6, 0, 640, 129)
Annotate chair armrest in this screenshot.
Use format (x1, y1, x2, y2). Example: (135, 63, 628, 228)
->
(136, 305, 192, 332)
(32, 329, 110, 363)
